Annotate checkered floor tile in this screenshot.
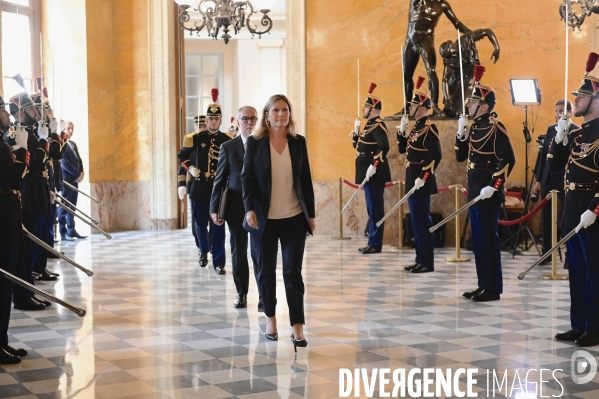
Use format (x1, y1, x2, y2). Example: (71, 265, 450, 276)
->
(1, 229, 597, 398)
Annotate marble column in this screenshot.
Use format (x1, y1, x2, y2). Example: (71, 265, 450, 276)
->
(286, 0, 306, 136)
(147, 0, 179, 230)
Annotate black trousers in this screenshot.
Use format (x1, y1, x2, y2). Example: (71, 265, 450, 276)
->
(254, 213, 307, 325)
(58, 182, 78, 235)
(14, 211, 43, 304)
(540, 190, 564, 253)
(228, 221, 258, 296)
(34, 204, 56, 274)
(0, 247, 17, 348)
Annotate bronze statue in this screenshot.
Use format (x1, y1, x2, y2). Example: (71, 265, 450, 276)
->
(560, 0, 599, 30)
(439, 29, 500, 118)
(403, 0, 471, 116)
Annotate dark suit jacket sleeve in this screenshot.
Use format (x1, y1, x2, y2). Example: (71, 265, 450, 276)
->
(300, 137, 315, 218)
(536, 126, 552, 183)
(61, 144, 80, 178)
(209, 143, 230, 214)
(241, 137, 257, 214)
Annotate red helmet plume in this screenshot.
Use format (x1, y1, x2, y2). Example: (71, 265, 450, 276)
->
(415, 76, 425, 90)
(211, 88, 219, 103)
(473, 65, 486, 83)
(586, 52, 599, 74)
(368, 83, 377, 94)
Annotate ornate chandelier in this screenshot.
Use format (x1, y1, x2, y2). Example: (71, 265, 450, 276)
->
(175, 0, 277, 44)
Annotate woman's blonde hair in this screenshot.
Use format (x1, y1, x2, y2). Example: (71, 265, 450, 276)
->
(252, 94, 298, 139)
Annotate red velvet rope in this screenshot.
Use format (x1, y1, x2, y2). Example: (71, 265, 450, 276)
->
(340, 178, 547, 227)
(498, 197, 550, 226)
(341, 178, 398, 189)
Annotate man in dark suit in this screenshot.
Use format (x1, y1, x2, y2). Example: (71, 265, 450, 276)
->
(210, 106, 261, 310)
(58, 121, 87, 241)
(533, 99, 579, 262)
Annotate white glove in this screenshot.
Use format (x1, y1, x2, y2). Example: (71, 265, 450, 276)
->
(456, 116, 469, 141)
(479, 186, 497, 200)
(365, 164, 377, 180)
(575, 210, 597, 233)
(13, 125, 28, 150)
(49, 191, 56, 204)
(399, 115, 409, 135)
(413, 178, 425, 191)
(37, 122, 48, 140)
(354, 119, 361, 135)
(178, 186, 187, 201)
(554, 116, 571, 145)
(188, 166, 200, 178)
(49, 118, 59, 134)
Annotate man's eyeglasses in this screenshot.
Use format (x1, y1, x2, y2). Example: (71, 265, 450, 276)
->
(241, 117, 258, 123)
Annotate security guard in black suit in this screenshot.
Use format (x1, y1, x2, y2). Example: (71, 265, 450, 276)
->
(533, 99, 579, 260)
(178, 90, 232, 274)
(455, 66, 515, 302)
(0, 94, 30, 364)
(551, 57, 599, 347)
(178, 115, 207, 255)
(210, 106, 260, 310)
(397, 77, 442, 273)
(353, 83, 391, 254)
(7, 92, 52, 311)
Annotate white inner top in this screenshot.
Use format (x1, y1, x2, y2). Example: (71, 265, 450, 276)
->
(268, 141, 302, 219)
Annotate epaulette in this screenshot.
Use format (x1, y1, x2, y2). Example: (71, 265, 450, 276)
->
(183, 131, 199, 148)
(428, 123, 440, 139)
(224, 132, 234, 139)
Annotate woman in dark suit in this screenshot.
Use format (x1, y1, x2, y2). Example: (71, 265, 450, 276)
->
(241, 94, 315, 352)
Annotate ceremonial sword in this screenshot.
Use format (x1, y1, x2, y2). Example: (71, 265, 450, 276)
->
(430, 194, 483, 233)
(518, 225, 580, 280)
(376, 186, 417, 227)
(22, 226, 94, 277)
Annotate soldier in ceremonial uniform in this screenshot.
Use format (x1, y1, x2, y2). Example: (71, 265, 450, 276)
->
(178, 90, 232, 274)
(0, 97, 31, 364)
(455, 66, 515, 302)
(353, 83, 391, 254)
(7, 91, 52, 311)
(397, 77, 442, 273)
(551, 55, 599, 347)
(533, 99, 579, 262)
(178, 115, 207, 252)
(31, 90, 62, 280)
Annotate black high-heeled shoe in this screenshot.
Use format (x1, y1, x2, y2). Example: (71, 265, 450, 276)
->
(265, 332, 278, 341)
(291, 334, 308, 353)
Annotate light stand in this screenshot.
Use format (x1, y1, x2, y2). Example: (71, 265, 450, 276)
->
(508, 79, 541, 256)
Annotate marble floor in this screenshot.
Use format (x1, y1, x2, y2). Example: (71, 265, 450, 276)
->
(1, 229, 597, 399)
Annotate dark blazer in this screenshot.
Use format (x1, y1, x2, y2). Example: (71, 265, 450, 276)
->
(62, 140, 84, 182)
(210, 135, 246, 224)
(536, 123, 580, 196)
(241, 134, 315, 238)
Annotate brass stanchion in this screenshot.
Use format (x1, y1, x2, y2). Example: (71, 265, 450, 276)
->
(540, 190, 568, 280)
(333, 178, 351, 240)
(391, 181, 405, 251)
(446, 184, 470, 262)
